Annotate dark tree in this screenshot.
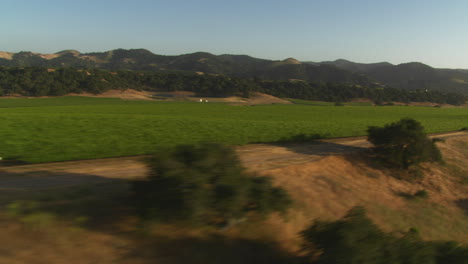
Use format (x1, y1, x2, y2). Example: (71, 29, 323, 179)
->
(300, 207, 468, 264)
(131, 143, 291, 226)
(367, 118, 442, 169)
(433, 241, 468, 264)
(301, 207, 389, 264)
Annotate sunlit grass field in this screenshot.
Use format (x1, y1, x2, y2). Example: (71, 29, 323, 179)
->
(0, 97, 466, 163)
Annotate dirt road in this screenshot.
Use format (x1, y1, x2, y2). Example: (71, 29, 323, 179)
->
(0, 131, 466, 190)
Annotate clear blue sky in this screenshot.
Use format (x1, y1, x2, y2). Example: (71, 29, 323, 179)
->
(2, 0, 468, 68)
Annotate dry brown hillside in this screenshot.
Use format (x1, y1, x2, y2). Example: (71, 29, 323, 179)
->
(261, 135, 468, 250)
(65, 90, 292, 105)
(0, 132, 467, 263)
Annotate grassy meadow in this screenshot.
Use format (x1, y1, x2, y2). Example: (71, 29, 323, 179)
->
(0, 97, 467, 163)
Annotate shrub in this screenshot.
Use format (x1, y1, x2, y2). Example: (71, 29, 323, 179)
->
(373, 99, 384, 106)
(6, 200, 57, 228)
(433, 241, 468, 264)
(432, 138, 445, 143)
(300, 207, 468, 264)
(367, 118, 442, 169)
(131, 143, 291, 226)
(414, 189, 429, 199)
(300, 207, 389, 263)
(6, 200, 40, 216)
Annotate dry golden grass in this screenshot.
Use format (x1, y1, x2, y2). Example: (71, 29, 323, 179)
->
(0, 217, 127, 264)
(0, 134, 466, 263)
(258, 135, 468, 251)
(67, 89, 155, 100)
(0, 51, 14, 60)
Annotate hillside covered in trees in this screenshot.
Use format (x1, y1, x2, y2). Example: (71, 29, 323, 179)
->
(316, 59, 468, 95)
(0, 67, 465, 105)
(2, 49, 468, 95)
(0, 49, 370, 85)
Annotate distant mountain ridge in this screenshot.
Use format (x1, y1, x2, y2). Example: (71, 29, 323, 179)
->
(310, 59, 468, 95)
(0, 49, 370, 86)
(1, 49, 468, 94)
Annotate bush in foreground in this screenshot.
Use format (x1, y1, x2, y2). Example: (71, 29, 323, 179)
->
(367, 118, 442, 169)
(301, 207, 468, 264)
(131, 143, 291, 226)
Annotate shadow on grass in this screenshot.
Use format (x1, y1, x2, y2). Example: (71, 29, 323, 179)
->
(395, 190, 429, 200)
(342, 151, 427, 182)
(455, 199, 468, 215)
(272, 133, 327, 143)
(0, 158, 30, 166)
(256, 133, 368, 159)
(1, 171, 304, 264)
(0, 171, 119, 190)
(282, 141, 366, 156)
(0, 170, 133, 228)
(395, 191, 416, 200)
(127, 234, 303, 264)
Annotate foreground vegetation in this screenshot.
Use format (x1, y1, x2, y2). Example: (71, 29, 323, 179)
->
(1, 121, 467, 263)
(0, 97, 467, 163)
(368, 118, 442, 169)
(302, 207, 468, 264)
(133, 143, 291, 225)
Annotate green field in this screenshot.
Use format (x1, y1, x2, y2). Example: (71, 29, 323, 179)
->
(0, 97, 467, 163)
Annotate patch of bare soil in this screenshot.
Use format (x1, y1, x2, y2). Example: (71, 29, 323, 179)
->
(0, 51, 13, 60)
(0, 93, 23, 98)
(39, 53, 60, 60)
(151, 91, 291, 105)
(68, 89, 155, 100)
(244, 93, 292, 105)
(0, 219, 127, 264)
(0, 156, 149, 190)
(1, 89, 156, 100)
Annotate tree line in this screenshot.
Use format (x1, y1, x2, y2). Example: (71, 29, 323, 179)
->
(0, 67, 465, 105)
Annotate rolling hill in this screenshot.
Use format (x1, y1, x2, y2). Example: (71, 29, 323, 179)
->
(2, 49, 468, 94)
(315, 59, 468, 94)
(0, 49, 371, 85)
